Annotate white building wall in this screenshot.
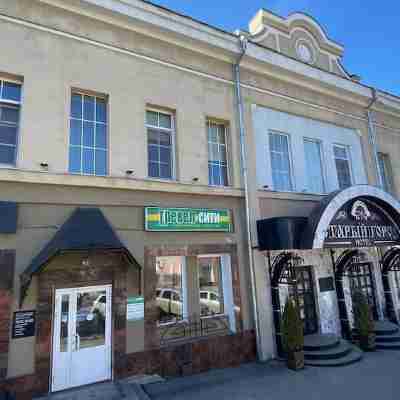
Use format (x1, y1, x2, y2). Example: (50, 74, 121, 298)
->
(252, 106, 368, 194)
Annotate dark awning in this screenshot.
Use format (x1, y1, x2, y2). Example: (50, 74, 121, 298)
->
(20, 208, 138, 303)
(257, 217, 308, 251)
(257, 185, 400, 251)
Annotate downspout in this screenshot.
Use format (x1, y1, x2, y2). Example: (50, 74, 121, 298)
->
(233, 35, 263, 361)
(366, 88, 382, 187)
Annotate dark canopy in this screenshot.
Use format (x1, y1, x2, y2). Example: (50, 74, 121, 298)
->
(20, 208, 137, 303)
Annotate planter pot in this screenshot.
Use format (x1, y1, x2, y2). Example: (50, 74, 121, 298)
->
(287, 350, 304, 370)
(359, 333, 376, 352)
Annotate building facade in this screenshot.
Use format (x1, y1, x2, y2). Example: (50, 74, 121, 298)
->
(245, 10, 400, 362)
(0, 0, 399, 397)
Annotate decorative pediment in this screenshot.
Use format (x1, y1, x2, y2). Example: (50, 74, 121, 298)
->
(249, 9, 350, 78)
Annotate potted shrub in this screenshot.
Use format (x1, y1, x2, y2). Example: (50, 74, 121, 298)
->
(352, 290, 376, 351)
(281, 297, 304, 370)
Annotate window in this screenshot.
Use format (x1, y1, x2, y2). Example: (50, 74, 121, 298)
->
(146, 109, 175, 180)
(0, 80, 22, 165)
(269, 132, 293, 191)
(198, 256, 224, 316)
(334, 144, 352, 189)
(69, 92, 107, 175)
(156, 256, 184, 324)
(207, 120, 229, 186)
(304, 139, 325, 193)
(378, 153, 394, 194)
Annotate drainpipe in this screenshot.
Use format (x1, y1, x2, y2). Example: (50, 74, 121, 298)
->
(233, 35, 263, 361)
(366, 88, 382, 188)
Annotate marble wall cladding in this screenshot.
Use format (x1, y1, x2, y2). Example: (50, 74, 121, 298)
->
(269, 247, 393, 338)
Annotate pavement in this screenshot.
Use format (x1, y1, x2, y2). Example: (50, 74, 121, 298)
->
(36, 350, 400, 400)
(143, 350, 400, 400)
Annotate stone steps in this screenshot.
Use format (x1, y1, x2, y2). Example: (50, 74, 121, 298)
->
(373, 320, 400, 350)
(305, 346, 363, 367)
(353, 320, 400, 350)
(304, 339, 353, 360)
(303, 334, 362, 367)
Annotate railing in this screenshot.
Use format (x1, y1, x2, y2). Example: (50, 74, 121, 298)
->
(160, 314, 230, 346)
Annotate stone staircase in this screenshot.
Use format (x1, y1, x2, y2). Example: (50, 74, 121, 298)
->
(303, 334, 363, 367)
(374, 320, 400, 350)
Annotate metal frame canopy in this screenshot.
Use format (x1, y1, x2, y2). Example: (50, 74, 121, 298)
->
(20, 208, 138, 304)
(257, 185, 400, 251)
(303, 185, 400, 249)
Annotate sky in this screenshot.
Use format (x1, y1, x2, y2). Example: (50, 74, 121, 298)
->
(149, 0, 400, 96)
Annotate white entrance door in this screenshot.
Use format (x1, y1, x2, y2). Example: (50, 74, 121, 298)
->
(52, 285, 112, 392)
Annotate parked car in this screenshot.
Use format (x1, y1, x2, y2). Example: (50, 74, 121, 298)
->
(156, 288, 183, 321)
(200, 291, 222, 315)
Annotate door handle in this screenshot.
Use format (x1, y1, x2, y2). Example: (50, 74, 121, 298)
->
(74, 334, 80, 351)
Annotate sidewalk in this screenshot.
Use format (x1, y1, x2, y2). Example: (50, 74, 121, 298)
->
(143, 350, 399, 400)
(35, 375, 161, 400)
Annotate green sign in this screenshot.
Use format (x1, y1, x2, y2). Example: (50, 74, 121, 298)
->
(127, 296, 144, 321)
(145, 207, 232, 232)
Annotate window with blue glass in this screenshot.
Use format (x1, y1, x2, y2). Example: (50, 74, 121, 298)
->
(0, 80, 22, 165)
(146, 109, 175, 180)
(208, 120, 229, 186)
(69, 92, 108, 176)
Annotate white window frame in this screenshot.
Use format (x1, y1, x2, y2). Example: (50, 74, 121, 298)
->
(146, 108, 176, 181)
(207, 119, 230, 187)
(333, 143, 353, 189)
(0, 79, 23, 168)
(68, 90, 108, 176)
(303, 137, 326, 194)
(377, 152, 393, 194)
(268, 130, 295, 192)
(197, 254, 236, 333)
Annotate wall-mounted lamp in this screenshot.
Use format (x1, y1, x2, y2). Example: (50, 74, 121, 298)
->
(126, 170, 134, 176)
(40, 162, 48, 169)
(82, 258, 90, 267)
(192, 177, 199, 183)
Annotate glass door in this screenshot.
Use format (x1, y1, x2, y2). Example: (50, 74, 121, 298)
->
(52, 285, 112, 392)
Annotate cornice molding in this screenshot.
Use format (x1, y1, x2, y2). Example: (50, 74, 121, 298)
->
(5, 1, 400, 118)
(0, 168, 245, 197)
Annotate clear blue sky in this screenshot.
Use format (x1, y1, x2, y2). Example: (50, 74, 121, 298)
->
(149, 0, 400, 96)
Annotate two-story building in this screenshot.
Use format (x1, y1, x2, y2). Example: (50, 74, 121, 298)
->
(245, 10, 400, 364)
(0, 1, 258, 397)
(0, 0, 400, 398)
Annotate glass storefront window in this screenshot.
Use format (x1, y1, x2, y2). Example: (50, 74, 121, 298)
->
(76, 290, 106, 349)
(60, 294, 69, 352)
(198, 256, 224, 317)
(156, 256, 183, 324)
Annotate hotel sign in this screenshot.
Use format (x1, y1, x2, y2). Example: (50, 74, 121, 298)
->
(324, 199, 400, 248)
(145, 207, 232, 232)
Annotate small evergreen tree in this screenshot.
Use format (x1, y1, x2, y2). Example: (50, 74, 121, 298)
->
(281, 297, 304, 353)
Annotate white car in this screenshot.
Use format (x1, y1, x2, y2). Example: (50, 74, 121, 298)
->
(200, 291, 222, 315)
(91, 294, 106, 317)
(156, 288, 183, 319)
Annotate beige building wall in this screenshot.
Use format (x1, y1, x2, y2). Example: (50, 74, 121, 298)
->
(2, 181, 251, 378)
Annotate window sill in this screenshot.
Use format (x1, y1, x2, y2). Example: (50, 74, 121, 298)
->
(0, 164, 16, 169)
(200, 314, 226, 320)
(146, 177, 178, 184)
(257, 188, 325, 201)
